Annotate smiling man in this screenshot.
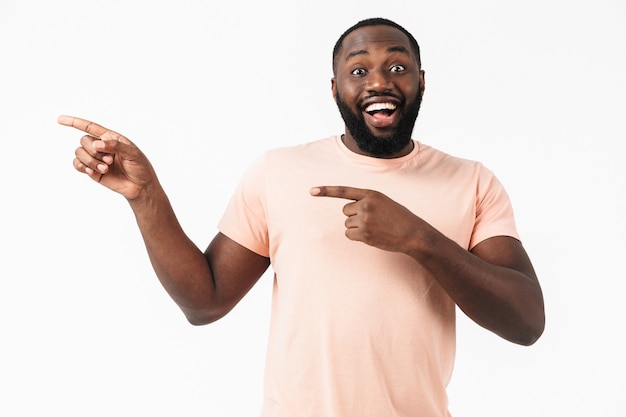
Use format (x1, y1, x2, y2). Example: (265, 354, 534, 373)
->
(333, 22, 424, 158)
(60, 17, 544, 417)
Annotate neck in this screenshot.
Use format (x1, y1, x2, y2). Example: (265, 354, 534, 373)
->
(342, 132, 415, 159)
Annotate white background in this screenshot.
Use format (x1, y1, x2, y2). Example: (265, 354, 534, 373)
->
(1, 0, 625, 416)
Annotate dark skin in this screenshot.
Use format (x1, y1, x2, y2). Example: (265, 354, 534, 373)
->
(59, 24, 544, 345)
(57, 117, 270, 325)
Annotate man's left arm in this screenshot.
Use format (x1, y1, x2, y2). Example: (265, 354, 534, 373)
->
(310, 186, 545, 346)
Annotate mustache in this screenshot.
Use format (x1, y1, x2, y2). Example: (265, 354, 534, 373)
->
(358, 91, 404, 107)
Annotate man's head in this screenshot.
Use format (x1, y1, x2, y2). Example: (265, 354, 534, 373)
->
(331, 18, 425, 158)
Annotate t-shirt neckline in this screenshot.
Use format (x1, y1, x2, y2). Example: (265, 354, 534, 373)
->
(334, 134, 420, 167)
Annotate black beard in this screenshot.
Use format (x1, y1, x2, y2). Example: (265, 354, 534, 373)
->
(335, 88, 422, 158)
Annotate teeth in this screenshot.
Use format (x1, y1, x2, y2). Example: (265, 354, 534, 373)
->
(365, 102, 397, 112)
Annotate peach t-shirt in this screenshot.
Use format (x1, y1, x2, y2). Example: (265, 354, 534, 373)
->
(218, 136, 519, 417)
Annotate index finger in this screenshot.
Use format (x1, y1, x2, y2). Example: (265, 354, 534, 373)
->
(57, 115, 127, 142)
(310, 185, 370, 201)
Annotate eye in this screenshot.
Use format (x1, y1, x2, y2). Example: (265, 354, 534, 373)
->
(390, 64, 406, 73)
(351, 68, 366, 76)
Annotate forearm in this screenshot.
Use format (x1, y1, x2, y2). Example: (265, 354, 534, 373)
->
(307, 185, 544, 344)
(407, 230, 545, 345)
(59, 115, 256, 324)
(128, 183, 218, 323)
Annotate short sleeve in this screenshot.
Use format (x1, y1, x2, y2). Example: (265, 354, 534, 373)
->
(217, 155, 270, 257)
(469, 166, 520, 250)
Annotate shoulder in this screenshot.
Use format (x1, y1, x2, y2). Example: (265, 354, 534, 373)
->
(258, 136, 341, 168)
(417, 142, 488, 178)
(238, 136, 340, 180)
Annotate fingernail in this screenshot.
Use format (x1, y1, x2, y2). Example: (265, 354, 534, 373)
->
(310, 187, 321, 195)
(97, 164, 107, 173)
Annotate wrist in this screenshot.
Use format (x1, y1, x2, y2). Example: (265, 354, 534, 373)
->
(127, 180, 166, 212)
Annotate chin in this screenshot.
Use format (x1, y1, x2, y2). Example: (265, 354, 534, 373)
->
(336, 90, 421, 157)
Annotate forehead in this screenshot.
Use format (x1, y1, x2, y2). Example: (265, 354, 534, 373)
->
(339, 25, 414, 61)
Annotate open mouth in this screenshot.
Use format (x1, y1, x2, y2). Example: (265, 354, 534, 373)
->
(363, 102, 398, 128)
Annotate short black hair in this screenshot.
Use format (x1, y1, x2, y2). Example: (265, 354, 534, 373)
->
(332, 17, 421, 75)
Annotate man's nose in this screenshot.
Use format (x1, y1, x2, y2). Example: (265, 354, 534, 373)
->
(366, 69, 392, 92)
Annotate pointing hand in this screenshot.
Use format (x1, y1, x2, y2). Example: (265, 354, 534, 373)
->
(310, 185, 425, 253)
(58, 115, 157, 200)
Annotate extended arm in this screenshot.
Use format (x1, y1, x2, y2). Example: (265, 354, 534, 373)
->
(59, 116, 270, 324)
(310, 186, 545, 345)
(129, 184, 270, 324)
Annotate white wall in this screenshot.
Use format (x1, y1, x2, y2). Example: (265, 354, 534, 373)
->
(1, 0, 624, 415)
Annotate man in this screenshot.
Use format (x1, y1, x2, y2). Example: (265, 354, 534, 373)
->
(60, 17, 544, 417)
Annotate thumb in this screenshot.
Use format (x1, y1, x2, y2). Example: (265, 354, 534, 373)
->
(93, 138, 133, 156)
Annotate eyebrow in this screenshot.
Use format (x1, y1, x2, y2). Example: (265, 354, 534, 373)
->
(345, 45, 410, 62)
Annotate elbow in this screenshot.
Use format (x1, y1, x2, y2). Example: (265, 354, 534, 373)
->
(183, 306, 229, 326)
(512, 313, 546, 346)
(180, 292, 240, 326)
(526, 320, 546, 346)
(186, 314, 218, 326)
(514, 328, 543, 346)
(510, 291, 546, 346)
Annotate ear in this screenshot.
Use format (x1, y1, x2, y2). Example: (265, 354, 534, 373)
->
(419, 70, 426, 96)
(331, 77, 338, 102)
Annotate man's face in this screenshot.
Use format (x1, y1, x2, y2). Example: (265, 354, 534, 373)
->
(332, 25, 425, 158)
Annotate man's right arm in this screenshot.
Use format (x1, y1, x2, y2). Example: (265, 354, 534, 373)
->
(130, 184, 270, 324)
(59, 115, 270, 324)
